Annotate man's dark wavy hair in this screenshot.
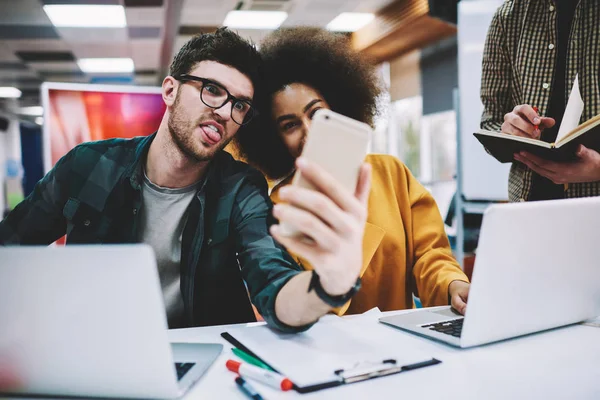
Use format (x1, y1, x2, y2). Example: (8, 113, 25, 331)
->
(234, 27, 382, 179)
(169, 26, 262, 102)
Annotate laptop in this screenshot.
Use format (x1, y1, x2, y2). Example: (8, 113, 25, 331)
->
(380, 197, 600, 348)
(0, 244, 222, 399)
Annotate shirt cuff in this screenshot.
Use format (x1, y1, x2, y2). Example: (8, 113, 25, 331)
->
(445, 273, 471, 305)
(259, 271, 316, 333)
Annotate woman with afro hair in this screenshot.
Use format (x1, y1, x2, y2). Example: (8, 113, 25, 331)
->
(235, 27, 470, 316)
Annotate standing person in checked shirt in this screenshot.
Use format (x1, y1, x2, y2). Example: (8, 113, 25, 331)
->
(480, 0, 600, 202)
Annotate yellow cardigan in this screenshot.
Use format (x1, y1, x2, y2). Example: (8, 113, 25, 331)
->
(271, 154, 469, 315)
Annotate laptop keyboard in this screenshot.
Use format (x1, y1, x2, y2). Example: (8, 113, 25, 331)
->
(175, 362, 195, 380)
(421, 318, 464, 338)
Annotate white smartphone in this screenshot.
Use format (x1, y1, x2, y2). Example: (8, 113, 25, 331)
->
(279, 109, 372, 237)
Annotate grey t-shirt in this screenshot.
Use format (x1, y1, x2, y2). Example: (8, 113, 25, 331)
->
(138, 172, 200, 328)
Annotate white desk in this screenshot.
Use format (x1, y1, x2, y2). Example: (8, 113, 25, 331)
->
(170, 308, 600, 400)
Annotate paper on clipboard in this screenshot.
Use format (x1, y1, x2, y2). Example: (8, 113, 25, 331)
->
(226, 317, 435, 389)
(581, 316, 600, 328)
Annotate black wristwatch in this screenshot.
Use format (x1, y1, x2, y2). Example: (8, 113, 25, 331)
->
(308, 270, 362, 308)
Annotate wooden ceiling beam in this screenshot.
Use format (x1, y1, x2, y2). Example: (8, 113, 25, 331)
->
(351, 0, 457, 64)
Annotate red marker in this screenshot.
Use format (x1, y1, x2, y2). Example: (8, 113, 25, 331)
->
(226, 360, 293, 391)
(532, 106, 540, 131)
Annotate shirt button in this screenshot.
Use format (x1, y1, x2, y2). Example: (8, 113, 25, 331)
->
(132, 208, 138, 215)
(548, 43, 555, 50)
(83, 219, 91, 227)
(549, 5, 555, 11)
(543, 83, 550, 89)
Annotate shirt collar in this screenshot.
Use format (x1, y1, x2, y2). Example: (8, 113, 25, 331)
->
(125, 132, 219, 196)
(125, 133, 155, 190)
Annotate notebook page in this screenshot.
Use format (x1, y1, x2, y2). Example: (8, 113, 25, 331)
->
(556, 74, 584, 143)
(228, 317, 433, 388)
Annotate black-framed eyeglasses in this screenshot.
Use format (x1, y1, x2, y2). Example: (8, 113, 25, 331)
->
(175, 73, 257, 126)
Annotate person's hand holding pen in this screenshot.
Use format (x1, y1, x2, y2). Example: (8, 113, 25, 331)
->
(502, 104, 555, 139)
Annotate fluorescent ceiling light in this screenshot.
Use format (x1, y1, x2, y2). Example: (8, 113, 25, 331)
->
(223, 11, 288, 30)
(326, 13, 375, 32)
(0, 87, 22, 98)
(78, 58, 135, 73)
(19, 106, 44, 116)
(43, 5, 127, 28)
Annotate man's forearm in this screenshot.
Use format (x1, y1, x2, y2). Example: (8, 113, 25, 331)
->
(274, 271, 332, 327)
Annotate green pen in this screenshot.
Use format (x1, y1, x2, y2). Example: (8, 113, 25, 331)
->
(231, 347, 274, 371)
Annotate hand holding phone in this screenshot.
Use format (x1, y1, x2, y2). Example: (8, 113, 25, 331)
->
(270, 109, 372, 298)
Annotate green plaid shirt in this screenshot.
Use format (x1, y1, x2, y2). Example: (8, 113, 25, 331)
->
(0, 134, 307, 331)
(481, 0, 600, 201)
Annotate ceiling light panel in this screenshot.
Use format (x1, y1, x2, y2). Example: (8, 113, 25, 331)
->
(223, 11, 288, 30)
(326, 13, 375, 32)
(77, 58, 135, 73)
(43, 5, 127, 28)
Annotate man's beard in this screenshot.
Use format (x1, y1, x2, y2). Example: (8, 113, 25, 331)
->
(167, 95, 232, 162)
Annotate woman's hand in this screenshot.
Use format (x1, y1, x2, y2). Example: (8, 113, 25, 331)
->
(271, 158, 371, 296)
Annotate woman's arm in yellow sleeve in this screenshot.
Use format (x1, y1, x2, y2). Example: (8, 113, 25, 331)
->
(410, 183, 469, 307)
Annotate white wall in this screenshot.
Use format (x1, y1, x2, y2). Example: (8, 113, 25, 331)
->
(0, 110, 22, 213)
(458, 0, 509, 201)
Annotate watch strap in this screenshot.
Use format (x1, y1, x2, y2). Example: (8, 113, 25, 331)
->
(308, 270, 361, 308)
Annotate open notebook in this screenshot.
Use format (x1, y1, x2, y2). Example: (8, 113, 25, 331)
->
(474, 75, 600, 163)
(222, 316, 439, 393)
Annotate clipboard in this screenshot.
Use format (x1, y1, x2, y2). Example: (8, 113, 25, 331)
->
(221, 330, 441, 394)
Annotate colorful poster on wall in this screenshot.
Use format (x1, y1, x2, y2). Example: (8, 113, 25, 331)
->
(42, 83, 166, 172)
(41, 83, 165, 244)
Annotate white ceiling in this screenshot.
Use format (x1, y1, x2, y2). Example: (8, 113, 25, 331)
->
(176, 0, 396, 54)
(0, 0, 396, 107)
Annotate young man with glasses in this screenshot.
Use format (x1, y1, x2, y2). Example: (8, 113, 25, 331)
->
(0, 28, 371, 333)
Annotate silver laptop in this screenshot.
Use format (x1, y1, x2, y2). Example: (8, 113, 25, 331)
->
(0, 244, 222, 399)
(380, 197, 600, 348)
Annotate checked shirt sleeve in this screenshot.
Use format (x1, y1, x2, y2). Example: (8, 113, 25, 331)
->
(231, 169, 314, 333)
(480, 9, 513, 132)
